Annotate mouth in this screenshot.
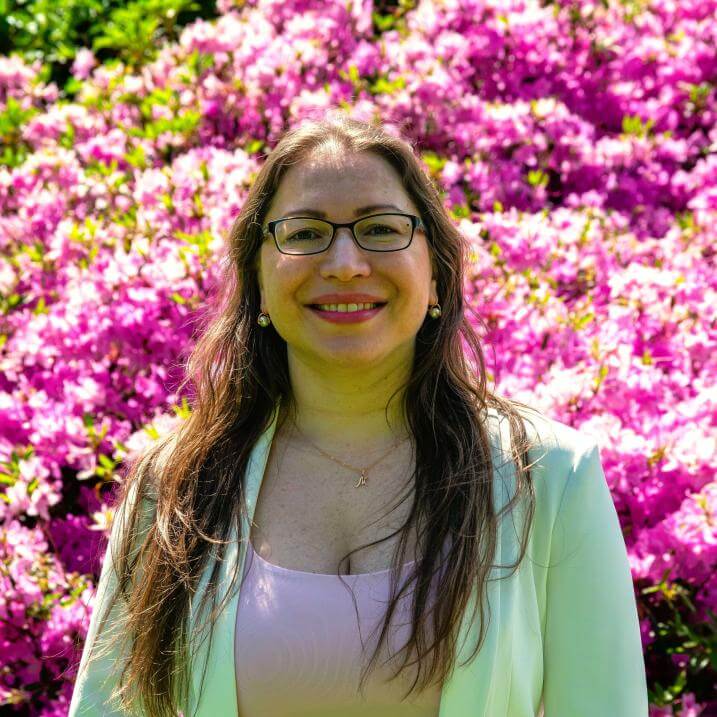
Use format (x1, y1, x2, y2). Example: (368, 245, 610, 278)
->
(305, 302, 388, 322)
(306, 302, 387, 312)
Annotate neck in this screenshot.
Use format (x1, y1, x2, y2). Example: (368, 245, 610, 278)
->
(279, 351, 413, 453)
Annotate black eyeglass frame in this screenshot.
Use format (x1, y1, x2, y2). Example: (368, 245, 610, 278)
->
(261, 212, 427, 255)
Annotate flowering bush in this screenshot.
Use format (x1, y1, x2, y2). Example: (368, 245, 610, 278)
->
(0, 0, 715, 714)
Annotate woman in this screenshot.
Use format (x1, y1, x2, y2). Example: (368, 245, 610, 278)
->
(68, 112, 649, 717)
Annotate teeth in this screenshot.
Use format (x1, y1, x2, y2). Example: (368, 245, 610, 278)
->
(315, 303, 380, 312)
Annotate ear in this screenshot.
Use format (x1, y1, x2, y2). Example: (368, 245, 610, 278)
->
(430, 275, 438, 306)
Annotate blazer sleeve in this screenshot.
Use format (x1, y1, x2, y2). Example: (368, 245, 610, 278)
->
(542, 440, 649, 717)
(68, 480, 153, 716)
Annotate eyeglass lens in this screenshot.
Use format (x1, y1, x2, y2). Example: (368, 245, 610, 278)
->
(274, 213, 414, 254)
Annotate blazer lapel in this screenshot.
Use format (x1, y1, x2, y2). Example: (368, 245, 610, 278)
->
(187, 403, 280, 717)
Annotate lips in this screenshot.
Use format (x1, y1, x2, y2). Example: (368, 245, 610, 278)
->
(306, 303, 387, 323)
(307, 302, 387, 309)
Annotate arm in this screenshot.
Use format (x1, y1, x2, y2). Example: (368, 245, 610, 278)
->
(68, 480, 151, 716)
(542, 440, 649, 716)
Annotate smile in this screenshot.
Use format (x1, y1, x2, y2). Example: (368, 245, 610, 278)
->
(306, 303, 387, 323)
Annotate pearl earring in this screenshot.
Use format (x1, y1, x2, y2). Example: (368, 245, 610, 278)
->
(428, 303, 441, 319)
(257, 312, 271, 327)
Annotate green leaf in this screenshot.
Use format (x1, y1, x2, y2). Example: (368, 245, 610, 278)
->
(124, 143, 147, 169)
(58, 122, 76, 149)
(173, 396, 192, 420)
(114, 440, 128, 455)
(144, 424, 161, 440)
(369, 75, 405, 94)
(245, 139, 264, 154)
(421, 151, 447, 174)
(63, 76, 83, 96)
(372, 12, 395, 31)
(452, 203, 470, 218)
(527, 169, 548, 187)
(33, 296, 48, 315)
(574, 311, 595, 329)
(5, 293, 23, 310)
(621, 114, 656, 138)
(98, 453, 115, 469)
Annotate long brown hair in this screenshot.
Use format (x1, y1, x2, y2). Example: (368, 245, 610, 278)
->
(81, 109, 544, 716)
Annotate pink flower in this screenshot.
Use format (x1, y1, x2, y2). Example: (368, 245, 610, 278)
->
(70, 49, 97, 80)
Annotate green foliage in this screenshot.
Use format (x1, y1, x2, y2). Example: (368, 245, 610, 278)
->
(124, 143, 148, 169)
(0, 0, 110, 66)
(245, 138, 264, 154)
(421, 150, 447, 175)
(83, 411, 111, 452)
(0, 0, 219, 95)
(642, 571, 717, 710)
(175, 229, 213, 260)
(621, 114, 656, 138)
(369, 74, 406, 94)
(0, 447, 34, 502)
(173, 396, 192, 420)
(683, 81, 713, 115)
(115, 86, 201, 150)
(0, 96, 37, 167)
(371, 0, 416, 37)
(177, 48, 215, 83)
(143, 108, 201, 141)
(527, 168, 549, 187)
(92, 0, 202, 69)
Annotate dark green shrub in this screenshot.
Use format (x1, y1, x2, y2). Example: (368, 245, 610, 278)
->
(0, 0, 219, 96)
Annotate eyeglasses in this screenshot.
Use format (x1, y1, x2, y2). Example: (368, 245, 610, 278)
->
(262, 212, 426, 255)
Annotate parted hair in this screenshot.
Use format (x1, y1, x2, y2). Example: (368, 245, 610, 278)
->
(80, 109, 542, 717)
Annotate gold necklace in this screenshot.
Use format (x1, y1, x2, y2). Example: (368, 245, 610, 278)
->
(289, 419, 409, 488)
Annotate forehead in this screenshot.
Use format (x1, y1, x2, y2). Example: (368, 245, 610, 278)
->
(267, 151, 417, 217)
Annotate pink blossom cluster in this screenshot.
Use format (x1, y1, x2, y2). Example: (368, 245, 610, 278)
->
(0, 0, 715, 713)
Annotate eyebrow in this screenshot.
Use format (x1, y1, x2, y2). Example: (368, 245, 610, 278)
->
(281, 203, 406, 218)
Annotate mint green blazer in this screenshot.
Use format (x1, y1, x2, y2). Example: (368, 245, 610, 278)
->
(69, 405, 649, 716)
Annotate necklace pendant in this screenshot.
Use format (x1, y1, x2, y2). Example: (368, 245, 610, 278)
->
(355, 471, 367, 488)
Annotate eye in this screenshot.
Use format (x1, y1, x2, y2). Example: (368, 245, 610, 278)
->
(287, 229, 319, 242)
(366, 224, 395, 235)
(356, 214, 409, 239)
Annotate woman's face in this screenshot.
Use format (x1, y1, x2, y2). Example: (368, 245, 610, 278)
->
(255, 150, 438, 370)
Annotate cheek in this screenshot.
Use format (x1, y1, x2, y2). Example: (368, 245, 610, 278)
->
(266, 265, 309, 307)
(395, 261, 431, 298)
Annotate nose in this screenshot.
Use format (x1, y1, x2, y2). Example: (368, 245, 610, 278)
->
(319, 227, 371, 279)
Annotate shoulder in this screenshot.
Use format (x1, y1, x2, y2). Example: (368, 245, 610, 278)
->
(485, 403, 597, 468)
(483, 403, 600, 525)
